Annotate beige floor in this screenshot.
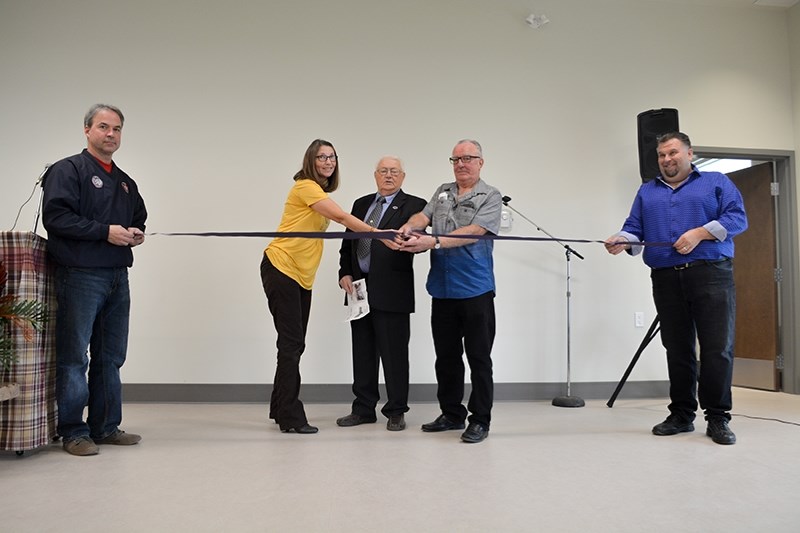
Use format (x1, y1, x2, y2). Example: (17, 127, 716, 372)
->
(2, 387, 799, 533)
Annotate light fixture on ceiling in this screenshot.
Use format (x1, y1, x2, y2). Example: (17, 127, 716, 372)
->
(525, 13, 550, 29)
(753, 0, 799, 7)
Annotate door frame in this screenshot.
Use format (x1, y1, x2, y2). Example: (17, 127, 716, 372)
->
(694, 146, 798, 394)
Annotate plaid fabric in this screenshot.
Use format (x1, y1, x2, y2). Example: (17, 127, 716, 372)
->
(0, 231, 57, 451)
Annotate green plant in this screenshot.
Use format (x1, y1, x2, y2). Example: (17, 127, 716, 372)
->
(0, 260, 48, 372)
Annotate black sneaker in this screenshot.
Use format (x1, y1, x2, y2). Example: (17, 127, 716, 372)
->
(706, 418, 736, 445)
(336, 413, 377, 427)
(652, 414, 695, 436)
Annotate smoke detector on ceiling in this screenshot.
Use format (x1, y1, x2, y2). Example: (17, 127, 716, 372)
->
(525, 14, 550, 29)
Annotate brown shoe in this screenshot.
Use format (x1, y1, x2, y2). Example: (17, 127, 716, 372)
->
(387, 414, 406, 431)
(63, 436, 99, 456)
(94, 429, 142, 445)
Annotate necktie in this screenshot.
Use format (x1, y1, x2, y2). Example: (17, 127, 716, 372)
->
(357, 196, 385, 261)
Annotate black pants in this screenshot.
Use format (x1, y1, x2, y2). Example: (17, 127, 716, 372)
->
(431, 291, 495, 428)
(260, 255, 311, 430)
(349, 309, 411, 418)
(651, 260, 736, 422)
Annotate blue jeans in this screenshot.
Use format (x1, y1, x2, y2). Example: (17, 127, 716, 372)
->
(54, 266, 130, 441)
(651, 260, 736, 422)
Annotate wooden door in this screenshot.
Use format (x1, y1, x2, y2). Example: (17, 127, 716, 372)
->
(728, 162, 779, 390)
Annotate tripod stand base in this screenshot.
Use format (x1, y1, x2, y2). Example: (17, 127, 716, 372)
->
(552, 395, 585, 408)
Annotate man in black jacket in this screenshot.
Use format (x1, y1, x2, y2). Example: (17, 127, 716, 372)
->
(336, 156, 426, 431)
(42, 104, 147, 456)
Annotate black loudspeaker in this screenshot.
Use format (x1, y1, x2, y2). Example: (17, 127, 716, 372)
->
(637, 108, 679, 182)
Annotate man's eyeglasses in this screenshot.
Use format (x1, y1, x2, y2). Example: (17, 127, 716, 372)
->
(316, 154, 338, 162)
(377, 168, 402, 177)
(449, 155, 481, 165)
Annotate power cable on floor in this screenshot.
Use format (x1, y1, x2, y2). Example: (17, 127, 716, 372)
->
(732, 413, 800, 427)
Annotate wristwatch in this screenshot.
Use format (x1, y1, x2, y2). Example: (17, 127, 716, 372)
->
(434, 236, 441, 250)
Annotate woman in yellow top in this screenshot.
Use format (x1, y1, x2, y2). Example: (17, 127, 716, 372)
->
(261, 139, 388, 434)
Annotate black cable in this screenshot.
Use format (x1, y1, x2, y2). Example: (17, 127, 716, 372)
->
(732, 413, 800, 426)
(9, 181, 38, 232)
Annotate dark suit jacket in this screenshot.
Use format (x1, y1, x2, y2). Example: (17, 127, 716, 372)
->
(338, 189, 427, 314)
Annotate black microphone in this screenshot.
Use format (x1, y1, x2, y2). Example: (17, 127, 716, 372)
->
(502, 195, 511, 205)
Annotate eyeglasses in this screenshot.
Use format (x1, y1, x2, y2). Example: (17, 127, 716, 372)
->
(449, 155, 481, 165)
(377, 168, 402, 177)
(316, 154, 338, 162)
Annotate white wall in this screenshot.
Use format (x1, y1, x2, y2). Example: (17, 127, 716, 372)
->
(788, 1, 800, 393)
(1, 0, 796, 386)
(792, 3, 800, 222)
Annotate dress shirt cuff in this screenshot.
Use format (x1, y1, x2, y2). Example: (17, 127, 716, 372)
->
(617, 231, 642, 256)
(703, 221, 727, 242)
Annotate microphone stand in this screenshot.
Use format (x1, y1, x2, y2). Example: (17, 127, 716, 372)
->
(32, 164, 51, 234)
(606, 315, 660, 407)
(502, 196, 585, 408)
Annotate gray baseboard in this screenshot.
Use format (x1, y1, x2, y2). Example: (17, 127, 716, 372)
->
(122, 381, 669, 403)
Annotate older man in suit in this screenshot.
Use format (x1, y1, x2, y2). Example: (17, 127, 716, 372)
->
(336, 156, 427, 431)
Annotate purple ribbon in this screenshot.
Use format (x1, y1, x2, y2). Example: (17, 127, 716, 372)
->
(148, 230, 672, 247)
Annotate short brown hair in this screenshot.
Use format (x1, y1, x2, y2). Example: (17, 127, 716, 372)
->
(84, 104, 124, 128)
(656, 131, 691, 149)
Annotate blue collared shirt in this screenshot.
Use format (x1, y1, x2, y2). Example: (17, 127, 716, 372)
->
(422, 179, 502, 299)
(617, 166, 748, 269)
(358, 191, 398, 273)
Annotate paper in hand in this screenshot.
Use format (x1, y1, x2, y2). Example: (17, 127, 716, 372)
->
(346, 278, 370, 321)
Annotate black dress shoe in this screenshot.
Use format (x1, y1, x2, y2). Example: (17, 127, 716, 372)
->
(652, 415, 695, 436)
(281, 424, 318, 434)
(386, 414, 406, 431)
(461, 422, 489, 443)
(706, 418, 736, 445)
(336, 413, 376, 427)
(421, 414, 465, 432)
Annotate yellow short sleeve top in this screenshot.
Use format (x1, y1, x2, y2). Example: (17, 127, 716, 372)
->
(265, 179, 331, 289)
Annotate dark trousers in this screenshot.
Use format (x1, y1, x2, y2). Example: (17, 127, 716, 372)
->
(651, 260, 736, 422)
(349, 309, 410, 418)
(260, 255, 311, 430)
(431, 291, 495, 428)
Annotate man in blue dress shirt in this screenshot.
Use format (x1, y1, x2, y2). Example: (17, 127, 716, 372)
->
(605, 132, 748, 445)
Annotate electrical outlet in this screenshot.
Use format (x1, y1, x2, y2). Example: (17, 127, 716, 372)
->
(500, 208, 513, 231)
(634, 312, 644, 328)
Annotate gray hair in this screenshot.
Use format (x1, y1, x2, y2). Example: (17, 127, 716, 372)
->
(375, 155, 404, 170)
(84, 104, 125, 128)
(455, 139, 483, 156)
